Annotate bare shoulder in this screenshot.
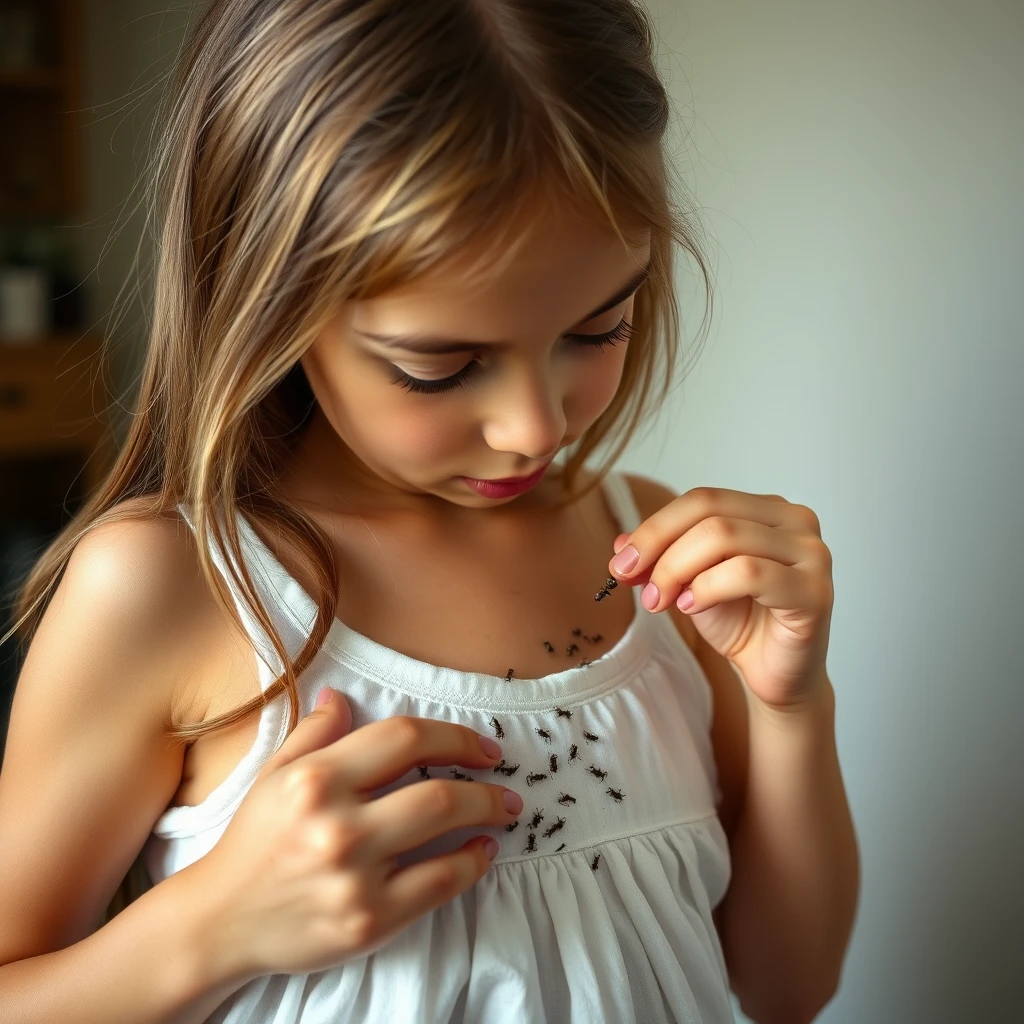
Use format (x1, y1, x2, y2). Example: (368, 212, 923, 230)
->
(0, 497, 239, 960)
(620, 471, 749, 851)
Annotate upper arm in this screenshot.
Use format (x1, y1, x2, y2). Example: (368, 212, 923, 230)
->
(0, 506, 212, 965)
(621, 473, 750, 841)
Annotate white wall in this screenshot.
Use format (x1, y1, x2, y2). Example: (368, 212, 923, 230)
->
(639, 2, 1024, 1021)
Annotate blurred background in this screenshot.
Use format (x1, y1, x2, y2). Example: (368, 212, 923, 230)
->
(0, 2, 1021, 1022)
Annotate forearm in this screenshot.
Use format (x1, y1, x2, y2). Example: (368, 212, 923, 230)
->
(0, 862, 254, 1024)
(720, 678, 860, 1024)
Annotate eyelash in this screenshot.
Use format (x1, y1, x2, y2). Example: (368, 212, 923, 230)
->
(387, 318, 637, 396)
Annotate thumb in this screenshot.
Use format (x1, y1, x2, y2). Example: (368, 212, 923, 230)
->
(258, 687, 353, 778)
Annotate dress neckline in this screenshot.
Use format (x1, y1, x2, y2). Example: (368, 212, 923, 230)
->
(230, 471, 655, 713)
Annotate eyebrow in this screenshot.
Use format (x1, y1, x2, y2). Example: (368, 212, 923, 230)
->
(354, 258, 653, 354)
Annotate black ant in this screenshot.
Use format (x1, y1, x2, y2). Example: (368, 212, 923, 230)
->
(536, 728, 552, 743)
(504, 669, 514, 683)
(524, 833, 537, 854)
(586, 765, 608, 781)
(568, 743, 579, 761)
(555, 843, 566, 852)
(583, 731, 599, 743)
(489, 717, 505, 739)
(417, 766, 429, 779)
(578, 660, 591, 667)
(529, 809, 544, 829)
(571, 628, 583, 637)
(591, 854, 601, 871)
(505, 820, 519, 832)
(565, 643, 579, 657)
(558, 792, 577, 806)
(526, 772, 548, 786)
(553, 707, 573, 719)
(542, 817, 566, 839)
(493, 759, 520, 776)
(606, 787, 624, 802)
(595, 576, 619, 601)
(549, 754, 558, 773)
(450, 768, 471, 781)
(543, 641, 555, 653)
(589, 633, 603, 643)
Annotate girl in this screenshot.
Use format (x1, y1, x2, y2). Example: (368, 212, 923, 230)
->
(0, 0, 859, 1021)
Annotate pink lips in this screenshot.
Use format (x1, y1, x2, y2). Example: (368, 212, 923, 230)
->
(461, 462, 551, 499)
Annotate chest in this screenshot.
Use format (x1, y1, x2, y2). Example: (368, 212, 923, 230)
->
(172, 484, 672, 809)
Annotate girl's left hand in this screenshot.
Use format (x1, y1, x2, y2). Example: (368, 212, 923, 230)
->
(608, 487, 834, 712)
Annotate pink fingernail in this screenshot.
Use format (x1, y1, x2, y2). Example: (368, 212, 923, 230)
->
(641, 582, 660, 610)
(478, 734, 502, 759)
(610, 544, 639, 575)
(677, 589, 694, 611)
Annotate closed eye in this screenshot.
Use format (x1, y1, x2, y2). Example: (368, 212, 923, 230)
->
(387, 318, 636, 396)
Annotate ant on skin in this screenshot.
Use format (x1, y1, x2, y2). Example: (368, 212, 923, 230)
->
(586, 766, 608, 781)
(490, 717, 505, 739)
(578, 660, 592, 667)
(568, 744, 579, 762)
(553, 707, 573, 719)
(529, 809, 545, 829)
(583, 731, 599, 743)
(549, 754, 558, 773)
(526, 772, 549, 786)
(589, 633, 603, 643)
(565, 643, 579, 657)
(536, 728, 552, 743)
(524, 833, 537, 854)
(493, 759, 521, 777)
(558, 793, 577, 806)
(504, 669, 515, 683)
(542, 817, 566, 839)
(417, 766, 429, 779)
(606, 787, 625, 803)
(572, 628, 583, 636)
(543, 641, 555, 653)
(591, 854, 601, 871)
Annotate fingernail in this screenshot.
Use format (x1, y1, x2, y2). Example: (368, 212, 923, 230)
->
(483, 837, 499, 859)
(677, 589, 694, 611)
(314, 687, 333, 708)
(478, 734, 502, 759)
(610, 544, 639, 575)
(641, 581, 660, 610)
(503, 789, 524, 814)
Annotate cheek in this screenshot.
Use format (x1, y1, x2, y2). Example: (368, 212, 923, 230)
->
(573, 346, 628, 419)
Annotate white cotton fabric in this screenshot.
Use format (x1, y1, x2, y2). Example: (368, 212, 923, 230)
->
(143, 471, 735, 1023)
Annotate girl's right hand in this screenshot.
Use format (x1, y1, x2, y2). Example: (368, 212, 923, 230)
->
(185, 688, 523, 982)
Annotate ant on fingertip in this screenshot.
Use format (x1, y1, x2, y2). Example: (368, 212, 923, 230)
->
(542, 817, 566, 839)
(586, 765, 608, 781)
(606, 787, 624, 803)
(595, 576, 618, 601)
(490, 716, 505, 738)
(526, 772, 548, 786)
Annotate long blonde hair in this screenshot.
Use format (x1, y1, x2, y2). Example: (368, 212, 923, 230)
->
(5, 0, 713, 912)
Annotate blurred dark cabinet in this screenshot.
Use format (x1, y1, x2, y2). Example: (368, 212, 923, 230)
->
(0, 0, 83, 217)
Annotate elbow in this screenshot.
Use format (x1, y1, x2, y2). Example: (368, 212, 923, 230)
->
(736, 976, 840, 1024)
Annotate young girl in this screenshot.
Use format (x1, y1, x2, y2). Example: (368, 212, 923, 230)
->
(0, 1, 859, 1021)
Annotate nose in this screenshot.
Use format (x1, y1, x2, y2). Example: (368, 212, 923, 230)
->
(481, 364, 567, 462)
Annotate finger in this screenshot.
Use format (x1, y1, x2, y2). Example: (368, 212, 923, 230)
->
(360, 779, 522, 859)
(309, 715, 504, 794)
(379, 835, 498, 932)
(640, 520, 806, 612)
(608, 487, 805, 584)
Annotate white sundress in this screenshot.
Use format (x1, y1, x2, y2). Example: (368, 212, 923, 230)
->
(143, 470, 735, 1023)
